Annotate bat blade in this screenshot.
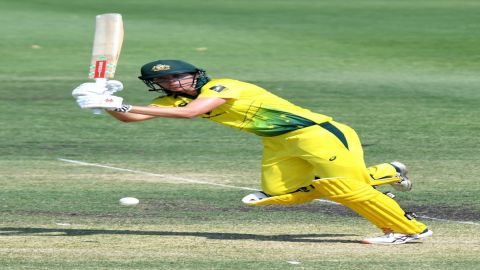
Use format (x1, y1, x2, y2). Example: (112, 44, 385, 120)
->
(87, 13, 124, 114)
(89, 13, 124, 80)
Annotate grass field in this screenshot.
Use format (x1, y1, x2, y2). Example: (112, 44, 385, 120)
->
(1, 0, 479, 269)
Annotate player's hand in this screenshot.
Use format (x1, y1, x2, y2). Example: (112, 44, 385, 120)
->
(76, 94, 123, 110)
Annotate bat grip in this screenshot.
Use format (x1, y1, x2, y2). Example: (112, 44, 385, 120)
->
(92, 78, 107, 115)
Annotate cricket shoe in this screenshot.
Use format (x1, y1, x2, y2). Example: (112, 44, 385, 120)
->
(361, 228, 433, 245)
(390, 161, 412, 192)
(241, 191, 270, 204)
(417, 228, 434, 239)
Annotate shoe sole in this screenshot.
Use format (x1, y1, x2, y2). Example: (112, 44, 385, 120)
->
(361, 240, 408, 245)
(361, 236, 414, 245)
(361, 229, 432, 245)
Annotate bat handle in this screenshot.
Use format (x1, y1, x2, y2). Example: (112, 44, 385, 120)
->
(92, 78, 107, 115)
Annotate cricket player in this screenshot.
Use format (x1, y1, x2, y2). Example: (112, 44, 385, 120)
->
(72, 60, 432, 244)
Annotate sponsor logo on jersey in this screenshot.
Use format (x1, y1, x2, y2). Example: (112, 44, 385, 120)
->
(209, 85, 227, 92)
(152, 64, 170, 72)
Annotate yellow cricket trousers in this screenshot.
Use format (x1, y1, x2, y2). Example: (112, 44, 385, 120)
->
(261, 121, 427, 234)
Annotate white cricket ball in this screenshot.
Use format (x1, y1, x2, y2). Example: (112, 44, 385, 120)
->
(119, 197, 139, 206)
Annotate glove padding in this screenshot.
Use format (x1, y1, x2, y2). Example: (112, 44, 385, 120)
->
(105, 80, 124, 94)
(72, 80, 124, 98)
(76, 94, 123, 110)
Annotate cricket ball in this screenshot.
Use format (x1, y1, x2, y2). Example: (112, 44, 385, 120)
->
(119, 197, 139, 206)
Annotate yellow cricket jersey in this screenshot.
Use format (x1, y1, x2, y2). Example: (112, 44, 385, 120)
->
(150, 78, 332, 137)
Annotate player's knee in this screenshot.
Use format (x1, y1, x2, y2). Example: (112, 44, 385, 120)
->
(312, 178, 369, 198)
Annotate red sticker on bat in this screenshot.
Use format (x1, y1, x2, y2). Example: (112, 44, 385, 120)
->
(94, 60, 107, 78)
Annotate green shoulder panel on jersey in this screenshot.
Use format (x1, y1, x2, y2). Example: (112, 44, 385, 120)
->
(195, 78, 332, 137)
(244, 108, 317, 136)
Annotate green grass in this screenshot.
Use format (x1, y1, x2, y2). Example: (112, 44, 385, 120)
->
(1, 0, 479, 269)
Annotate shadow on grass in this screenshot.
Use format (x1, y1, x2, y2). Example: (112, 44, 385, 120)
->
(0, 227, 360, 243)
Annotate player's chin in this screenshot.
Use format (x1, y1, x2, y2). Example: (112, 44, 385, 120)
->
(166, 87, 184, 92)
(168, 86, 194, 92)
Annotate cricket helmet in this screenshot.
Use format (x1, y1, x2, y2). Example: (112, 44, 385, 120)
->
(138, 60, 200, 80)
(138, 59, 209, 96)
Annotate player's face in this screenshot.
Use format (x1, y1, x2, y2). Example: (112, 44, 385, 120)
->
(153, 73, 196, 94)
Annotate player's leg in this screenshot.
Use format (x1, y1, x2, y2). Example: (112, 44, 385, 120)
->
(368, 163, 397, 180)
(242, 185, 318, 206)
(242, 134, 321, 206)
(297, 123, 429, 238)
(261, 156, 314, 195)
(368, 161, 412, 191)
(243, 125, 407, 206)
(331, 120, 412, 191)
(311, 177, 427, 234)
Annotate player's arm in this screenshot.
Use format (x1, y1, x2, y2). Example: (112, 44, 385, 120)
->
(73, 82, 226, 121)
(106, 108, 158, 122)
(128, 97, 226, 119)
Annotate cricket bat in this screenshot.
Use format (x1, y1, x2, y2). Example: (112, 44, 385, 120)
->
(88, 13, 124, 114)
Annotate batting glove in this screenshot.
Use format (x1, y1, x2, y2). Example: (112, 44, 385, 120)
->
(72, 80, 123, 98)
(105, 80, 124, 95)
(72, 82, 104, 98)
(76, 94, 123, 110)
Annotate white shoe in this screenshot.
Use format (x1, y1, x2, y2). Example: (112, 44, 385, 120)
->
(390, 161, 412, 192)
(361, 228, 433, 245)
(417, 228, 434, 239)
(241, 191, 270, 204)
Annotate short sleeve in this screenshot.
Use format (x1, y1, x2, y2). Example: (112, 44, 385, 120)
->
(198, 79, 241, 99)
